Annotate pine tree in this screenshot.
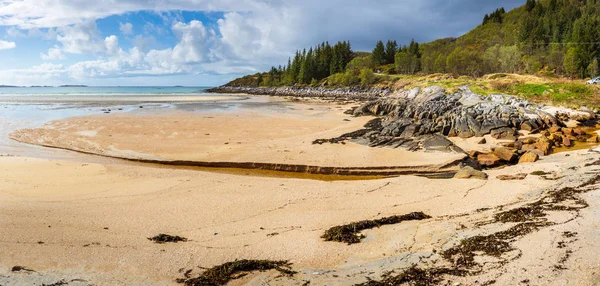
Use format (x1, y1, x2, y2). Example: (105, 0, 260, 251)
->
(384, 40, 398, 64)
(372, 41, 385, 66)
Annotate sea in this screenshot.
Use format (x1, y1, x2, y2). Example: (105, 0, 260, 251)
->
(0, 86, 286, 161)
(0, 86, 223, 161)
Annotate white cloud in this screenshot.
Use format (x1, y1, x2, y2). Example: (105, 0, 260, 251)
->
(171, 20, 214, 64)
(40, 46, 66, 60)
(104, 35, 121, 55)
(0, 40, 16, 50)
(56, 20, 105, 54)
(119, 22, 133, 35)
(0, 0, 265, 29)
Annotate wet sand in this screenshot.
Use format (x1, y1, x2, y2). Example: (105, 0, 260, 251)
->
(2, 95, 600, 285)
(9, 99, 465, 172)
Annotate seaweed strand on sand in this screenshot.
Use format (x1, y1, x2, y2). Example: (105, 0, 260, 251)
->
(322, 212, 432, 244)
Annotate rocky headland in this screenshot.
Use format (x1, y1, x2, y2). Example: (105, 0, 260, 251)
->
(206, 85, 392, 101)
(209, 84, 599, 171)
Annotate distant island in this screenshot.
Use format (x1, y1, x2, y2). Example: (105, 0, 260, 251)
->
(0, 85, 19, 88)
(59, 85, 88, 88)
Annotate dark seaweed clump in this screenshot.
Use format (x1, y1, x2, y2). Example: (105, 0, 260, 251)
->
(322, 212, 432, 244)
(493, 206, 546, 223)
(178, 259, 296, 286)
(441, 222, 543, 268)
(11, 265, 34, 272)
(355, 267, 468, 286)
(148, 234, 188, 244)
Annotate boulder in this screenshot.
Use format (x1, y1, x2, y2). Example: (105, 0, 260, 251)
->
(454, 166, 488, 180)
(562, 128, 574, 135)
(587, 136, 599, 143)
(477, 153, 502, 167)
(468, 150, 481, 158)
(497, 173, 528, 181)
(491, 127, 517, 140)
(535, 137, 553, 155)
(493, 147, 518, 162)
(548, 133, 562, 142)
(549, 126, 562, 133)
(562, 136, 572, 147)
(518, 152, 539, 164)
(521, 144, 536, 151)
(477, 138, 487, 144)
(521, 137, 537, 144)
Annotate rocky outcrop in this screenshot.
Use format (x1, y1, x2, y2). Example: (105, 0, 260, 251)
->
(207, 86, 392, 101)
(351, 86, 593, 142)
(314, 85, 597, 168)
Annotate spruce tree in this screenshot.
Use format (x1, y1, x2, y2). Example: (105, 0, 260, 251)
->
(385, 40, 398, 65)
(372, 41, 385, 66)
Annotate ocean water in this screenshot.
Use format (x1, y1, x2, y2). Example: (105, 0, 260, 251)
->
(0, 86, 211, 97)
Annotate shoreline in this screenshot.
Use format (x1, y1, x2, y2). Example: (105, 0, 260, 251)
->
(207, 85, 391, 101)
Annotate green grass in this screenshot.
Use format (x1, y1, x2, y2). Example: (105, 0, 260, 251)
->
(512, 83, 592, 102)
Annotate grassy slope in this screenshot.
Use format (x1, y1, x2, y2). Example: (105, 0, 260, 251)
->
(384, 73, 600, 109)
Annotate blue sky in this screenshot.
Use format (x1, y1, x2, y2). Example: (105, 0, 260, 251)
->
(0, 0, 524, 86)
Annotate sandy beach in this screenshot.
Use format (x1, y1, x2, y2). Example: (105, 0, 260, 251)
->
(2, 95, 600, 285)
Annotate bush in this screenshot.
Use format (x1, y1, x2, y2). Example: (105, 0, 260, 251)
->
(359, 68, 375, 86)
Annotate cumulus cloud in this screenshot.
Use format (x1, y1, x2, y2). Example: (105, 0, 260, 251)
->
(104, 35, 121, 55)
(56, 20, 105, 54)
(40, 46, 66, 60)
(0, 40, 16, 50)
(119, 22, 133, 35)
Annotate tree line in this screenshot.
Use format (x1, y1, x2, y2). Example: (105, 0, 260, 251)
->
(236, 0, 600, 88)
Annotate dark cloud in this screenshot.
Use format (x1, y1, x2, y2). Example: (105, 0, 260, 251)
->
(289, 0, 525, 51)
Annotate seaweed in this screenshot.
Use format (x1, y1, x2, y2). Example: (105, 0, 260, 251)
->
(355, 266, 468, 286)
(178, 259, 296, 286)
(321, 212, 432, 244)
(11, 266, 34, 272)
(42, 281, 67, 286)
(530, 171, 551, 176)
(493, 206, 546, 223)
(148, 234, 188, 244)
(442, 223, 541, 268)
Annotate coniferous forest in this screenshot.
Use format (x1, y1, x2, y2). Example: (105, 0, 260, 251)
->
(228, 0, 600, 87)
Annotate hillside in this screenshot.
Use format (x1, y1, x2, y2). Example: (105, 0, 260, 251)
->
(222, 0, 600, 90)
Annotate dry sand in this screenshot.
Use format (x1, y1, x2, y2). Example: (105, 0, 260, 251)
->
(2, 97, 600, 285)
